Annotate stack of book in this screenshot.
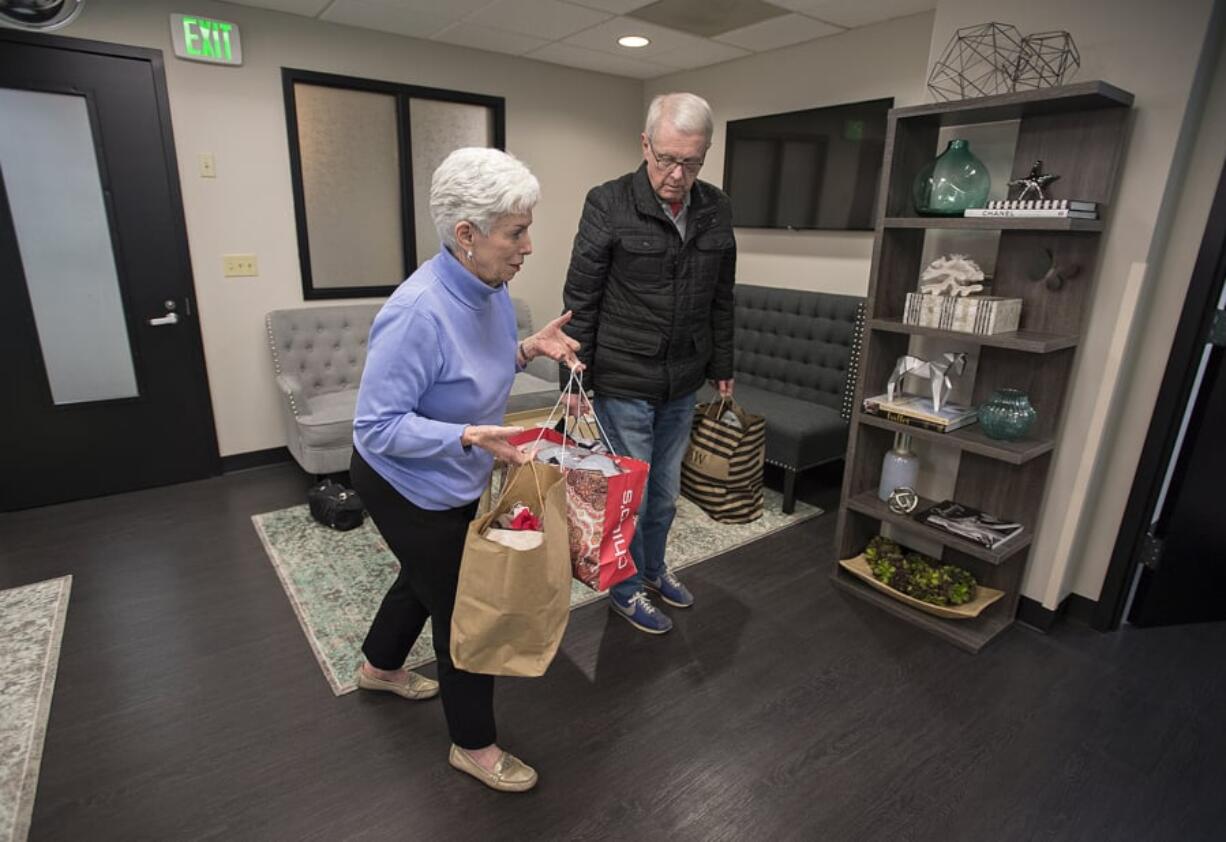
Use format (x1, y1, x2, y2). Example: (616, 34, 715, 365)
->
(913, 500, 1024, 550)
(965, 199, 1099, 219)
(862, 393, 978, 433)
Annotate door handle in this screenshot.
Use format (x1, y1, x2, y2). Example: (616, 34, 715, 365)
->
(149, 312, 179, 326)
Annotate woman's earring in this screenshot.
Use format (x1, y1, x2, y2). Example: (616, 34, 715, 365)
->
(466, 251, 474, 261)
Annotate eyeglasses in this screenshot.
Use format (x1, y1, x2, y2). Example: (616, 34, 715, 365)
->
(648, 141, 705, 175)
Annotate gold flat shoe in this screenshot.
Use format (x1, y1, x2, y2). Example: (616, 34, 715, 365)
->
(355, 667, 439, 700)
(448, 745, 538, 792)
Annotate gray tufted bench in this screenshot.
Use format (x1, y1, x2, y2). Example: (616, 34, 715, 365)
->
(266, 300, 560, 476)
(704, 284, 864, 513)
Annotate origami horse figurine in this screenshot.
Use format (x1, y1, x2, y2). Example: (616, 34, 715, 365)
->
(887, 352, 967, 412)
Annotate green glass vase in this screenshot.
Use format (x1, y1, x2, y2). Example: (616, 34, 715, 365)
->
(978, 389, 1037, 441)
(911, 139, 991, 216)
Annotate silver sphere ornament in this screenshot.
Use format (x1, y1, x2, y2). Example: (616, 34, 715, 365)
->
(888, 487, 920, 515)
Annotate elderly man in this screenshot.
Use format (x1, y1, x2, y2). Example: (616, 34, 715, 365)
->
(562, 92, 736, 634)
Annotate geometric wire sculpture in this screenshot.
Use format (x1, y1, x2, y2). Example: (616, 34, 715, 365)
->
(928, 22, 1080, 102)
(928, 22, 1025, 102)
(1013, 30, 1081, 91)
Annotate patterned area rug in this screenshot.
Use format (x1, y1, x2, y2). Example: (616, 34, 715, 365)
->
(253, 490, 820, 695)
(0, 576, 71, 842)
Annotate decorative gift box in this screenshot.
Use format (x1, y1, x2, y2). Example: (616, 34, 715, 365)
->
(903, 292, 1022, 335)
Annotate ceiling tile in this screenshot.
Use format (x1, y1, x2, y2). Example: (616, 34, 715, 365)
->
(561, 16, 747, 68)
(560, 0, 654, 13)
(526, 42, 674, 79)
(714, 12, 842, 51)
(320, 0, 469, 39)
(474, 0, 612, 41)
(432, 21, 552, 56)
(768, 0, 935, 29)
(219, 0, 332, 15)
(659, 37, 751, 69)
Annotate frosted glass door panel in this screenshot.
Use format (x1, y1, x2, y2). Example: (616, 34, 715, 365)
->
(0, 87, 139, 405)
(294, 83, 404, 289)
(409, 99, 494, 265)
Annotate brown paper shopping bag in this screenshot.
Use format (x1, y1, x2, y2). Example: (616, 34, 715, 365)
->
(450, 461, 572, 677)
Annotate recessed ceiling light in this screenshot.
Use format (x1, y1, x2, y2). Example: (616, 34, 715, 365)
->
(618, 35, 650, 48)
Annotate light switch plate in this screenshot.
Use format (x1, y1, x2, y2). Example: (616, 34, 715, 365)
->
(223, 254, 258, 277)
(199, 153, 216, 178)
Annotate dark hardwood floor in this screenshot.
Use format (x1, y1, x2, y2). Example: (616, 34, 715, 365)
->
(2, 462, 1224, 841)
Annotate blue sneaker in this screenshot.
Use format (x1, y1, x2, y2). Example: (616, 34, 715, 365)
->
(643, 570, 694, 608)
(610, 590, 673, 634)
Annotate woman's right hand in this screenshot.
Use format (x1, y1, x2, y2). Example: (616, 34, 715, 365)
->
(461, 425, 532, 464)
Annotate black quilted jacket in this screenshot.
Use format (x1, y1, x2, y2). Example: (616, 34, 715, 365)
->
(561, 163, 736, 402)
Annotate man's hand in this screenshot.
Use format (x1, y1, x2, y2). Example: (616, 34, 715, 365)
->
(525, 311, 583, 371)
(714, 378, 734, 399)
(561, 391, 592, 418)
(461, 425, 531, 464)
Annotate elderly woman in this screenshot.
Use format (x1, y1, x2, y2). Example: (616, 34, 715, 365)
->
(350, 147, 579, 793)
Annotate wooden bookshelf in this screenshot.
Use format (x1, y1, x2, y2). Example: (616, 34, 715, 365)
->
(882, 216, 1104, 232)
(844, 490, 1031, 564)
(855, 412, 1054, 465)
(833, 82, 1134, 651)
(867, 318, 1078, 353)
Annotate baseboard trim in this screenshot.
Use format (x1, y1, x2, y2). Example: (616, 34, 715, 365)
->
(221, 447, 293, 474)
(1017, 593, 1099, 633)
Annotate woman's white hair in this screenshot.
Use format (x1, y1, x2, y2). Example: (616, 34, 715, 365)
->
(430, 147, 541, 251)
(644, 92, 713, 143)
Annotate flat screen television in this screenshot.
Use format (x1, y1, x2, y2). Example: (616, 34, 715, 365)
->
(722, 97, 892, 231)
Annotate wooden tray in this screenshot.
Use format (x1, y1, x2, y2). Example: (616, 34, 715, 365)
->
(838, 554, 1005, 620)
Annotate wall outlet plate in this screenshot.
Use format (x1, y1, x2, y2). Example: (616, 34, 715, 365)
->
(223, 254, 258, 277)
(199, 153, 216, 178)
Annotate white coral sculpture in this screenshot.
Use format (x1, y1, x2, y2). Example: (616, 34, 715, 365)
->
(919, 254, 986, 297)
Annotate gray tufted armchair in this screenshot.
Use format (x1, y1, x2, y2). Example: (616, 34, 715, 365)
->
(266, 299, 559, 476)
(266, 305, 380, 475)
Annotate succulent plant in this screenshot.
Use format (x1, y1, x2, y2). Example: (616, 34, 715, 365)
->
(865, 535, 977, 606)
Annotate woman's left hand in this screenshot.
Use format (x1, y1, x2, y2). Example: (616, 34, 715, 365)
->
(524, 311, 583, 371)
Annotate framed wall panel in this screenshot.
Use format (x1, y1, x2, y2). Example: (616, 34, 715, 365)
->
(282, 68, 505, 300)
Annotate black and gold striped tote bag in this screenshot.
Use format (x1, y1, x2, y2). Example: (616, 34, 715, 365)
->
(680, 399, 766, 523)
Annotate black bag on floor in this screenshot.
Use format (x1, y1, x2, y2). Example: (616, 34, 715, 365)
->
(308, 480, 365, 531)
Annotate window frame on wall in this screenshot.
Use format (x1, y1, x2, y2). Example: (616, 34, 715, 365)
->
(281, 67, 506, 300)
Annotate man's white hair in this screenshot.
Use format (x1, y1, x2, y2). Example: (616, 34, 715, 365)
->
(430, 147, 540, 251)
(644, 92, 713, 143)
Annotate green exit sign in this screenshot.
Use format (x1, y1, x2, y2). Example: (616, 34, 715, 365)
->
(170, 14, 243, 66)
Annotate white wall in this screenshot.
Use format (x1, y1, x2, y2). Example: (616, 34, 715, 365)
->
(59, 0, 643, 456)
(644, 13, 935, 296)
(1070, 6, 1226, 600)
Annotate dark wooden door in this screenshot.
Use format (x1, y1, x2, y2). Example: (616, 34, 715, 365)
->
(1128, 331, 1226, 627)
(0, 33, 218, 511)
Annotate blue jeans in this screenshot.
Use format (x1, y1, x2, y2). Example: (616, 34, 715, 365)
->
(593, 391, 697, 604)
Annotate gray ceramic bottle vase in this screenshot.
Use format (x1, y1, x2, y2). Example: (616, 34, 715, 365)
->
(878, 433, 919, 501)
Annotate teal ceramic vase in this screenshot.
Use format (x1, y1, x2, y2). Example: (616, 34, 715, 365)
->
(911, 139, 991, 216)
(978, 389, 1037, 441)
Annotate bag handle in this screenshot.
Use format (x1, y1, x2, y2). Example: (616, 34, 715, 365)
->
(494, 368, 587, 517)
(532, 367, 622, 458)
(704, 396, 747, 426)
(491, 458, 546, 516)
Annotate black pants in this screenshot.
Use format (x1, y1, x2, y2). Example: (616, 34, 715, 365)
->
(350, 449, 495, 750)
